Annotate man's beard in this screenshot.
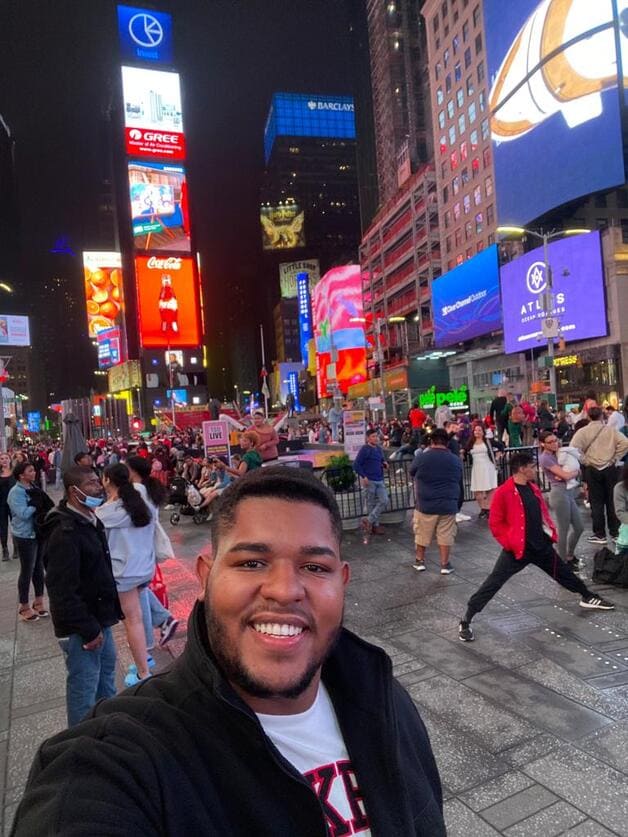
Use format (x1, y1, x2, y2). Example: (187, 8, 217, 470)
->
(204, 597, 343, 701)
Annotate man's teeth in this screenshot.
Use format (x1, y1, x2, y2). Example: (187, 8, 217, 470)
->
(253, 623, 304, 637)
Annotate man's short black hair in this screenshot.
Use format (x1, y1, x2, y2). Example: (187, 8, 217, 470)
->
(73, 451, 90, 464)
(210, 466, 343, 549)
(510, 452, 535, 474)
(588, 406, 603, 421)
(63, 466, 98, 492)
(429, 428, 450, 446)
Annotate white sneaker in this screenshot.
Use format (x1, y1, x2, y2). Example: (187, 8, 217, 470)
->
(456, 512, 471, 523)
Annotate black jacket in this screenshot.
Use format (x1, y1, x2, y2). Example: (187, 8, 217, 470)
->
(12, 602, 445, 837)
(41, 501, 122, 643)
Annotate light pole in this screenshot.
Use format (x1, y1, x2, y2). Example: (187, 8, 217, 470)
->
(497, 226, 590, 405)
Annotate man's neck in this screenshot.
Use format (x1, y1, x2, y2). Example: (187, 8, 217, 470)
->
(235, 672, 322, 716)
(66, 498, 95, 520)
(513, 474, 529, 486)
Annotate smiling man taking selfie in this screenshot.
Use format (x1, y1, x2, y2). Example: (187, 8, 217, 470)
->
(12, 467, 444, 837)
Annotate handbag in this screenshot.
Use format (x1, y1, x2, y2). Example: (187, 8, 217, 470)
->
(154, 518, 175, 563)
(149, 565, 169, 608)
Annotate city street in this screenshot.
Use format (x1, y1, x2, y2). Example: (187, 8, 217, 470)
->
(1, 502, 627, 836)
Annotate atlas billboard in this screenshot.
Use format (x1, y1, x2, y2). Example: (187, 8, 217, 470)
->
(500, 231, 607, 354)
(485, 0, 624, 224)
(135, 255, 201, 348)
(122, 66, 185, 160)
(129, 161, 190, 252)
(82, 252, 125, 338)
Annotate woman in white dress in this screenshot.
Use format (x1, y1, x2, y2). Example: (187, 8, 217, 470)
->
(466, 424, 498, 518)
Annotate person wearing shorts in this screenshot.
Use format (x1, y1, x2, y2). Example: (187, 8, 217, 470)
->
(410, 428, 463, 574)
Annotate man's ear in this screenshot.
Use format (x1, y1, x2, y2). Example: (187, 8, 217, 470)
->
(196, 551, 214, 601)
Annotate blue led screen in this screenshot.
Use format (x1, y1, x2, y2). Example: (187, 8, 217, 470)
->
(484, 0, 624, 225)
(117, 5, 173, 64)
(264, 93, 356, 162)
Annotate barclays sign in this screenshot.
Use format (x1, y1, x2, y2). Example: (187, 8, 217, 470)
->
(117, 5, 173, 64)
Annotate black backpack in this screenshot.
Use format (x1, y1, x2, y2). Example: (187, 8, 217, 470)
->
(592, 547, 628, 587)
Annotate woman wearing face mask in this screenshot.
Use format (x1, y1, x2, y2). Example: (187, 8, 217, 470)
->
(8, 462, 48, 621)
(0, 453, 15, 561)
(97, 464, 156, 684)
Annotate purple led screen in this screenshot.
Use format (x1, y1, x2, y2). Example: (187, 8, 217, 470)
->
(501, 231, 607, 354)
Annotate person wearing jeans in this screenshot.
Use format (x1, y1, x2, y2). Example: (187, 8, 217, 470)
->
(538, 432, 583, 568)
(8, 461, 47, 621)
(354, 429, 389, 535)
(42, 466, 123, 727)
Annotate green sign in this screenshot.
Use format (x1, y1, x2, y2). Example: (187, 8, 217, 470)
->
(418, 384, 469, 411)
(133, 220, 163, 236)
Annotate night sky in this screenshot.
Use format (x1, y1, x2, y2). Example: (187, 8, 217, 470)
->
(1, 0, 356, 403)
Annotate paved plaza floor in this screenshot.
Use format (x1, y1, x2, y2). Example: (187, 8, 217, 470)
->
(1, 500, 627, 836)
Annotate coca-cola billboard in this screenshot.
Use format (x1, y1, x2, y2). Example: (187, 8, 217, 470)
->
(134, 255, 201, 348)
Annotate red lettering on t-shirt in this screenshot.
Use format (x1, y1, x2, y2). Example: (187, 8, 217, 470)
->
(304, 761, 370, 836)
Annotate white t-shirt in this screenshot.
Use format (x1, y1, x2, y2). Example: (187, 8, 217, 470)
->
(256, 684, 371, 836)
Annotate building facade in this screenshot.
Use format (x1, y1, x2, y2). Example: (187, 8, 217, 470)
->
(422, 0, 497, 270)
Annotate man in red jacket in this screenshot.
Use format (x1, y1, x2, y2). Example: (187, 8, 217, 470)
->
(458, 452, 614, 642)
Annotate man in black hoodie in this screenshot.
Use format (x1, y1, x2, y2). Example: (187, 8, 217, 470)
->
(40, 466, 122, 727)
(13, 467, 444, 837)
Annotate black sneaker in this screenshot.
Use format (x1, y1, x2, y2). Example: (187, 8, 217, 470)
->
(159, 616, 180, 647)
(587, 534, 608, 545)
(458, 620, 474, 642)
(579, 595, 615, 611)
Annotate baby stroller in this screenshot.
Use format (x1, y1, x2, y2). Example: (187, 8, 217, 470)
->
(168, 476, 206, 526)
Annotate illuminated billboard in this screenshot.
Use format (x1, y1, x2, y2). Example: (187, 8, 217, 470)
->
(0, 315, 30, 347)
(501, 231, 607, 354)
(312, 265, 366, 398)
(264, 93, 356, 162)
(97, 327, 122, 369)
(433, 246, 501, 347)
(279, 259, 320, 299)
(129, 161, 190, 251)
(82, 252, 125, 338)
(135, 255, 201, 348)
(117, 5, 173, 64)
(122, 66, 185, 160)
(485, 1, 624, 224)
(260, 202, 305, 250)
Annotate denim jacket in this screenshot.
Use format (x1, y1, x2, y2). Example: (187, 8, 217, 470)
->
(8, 482, 36, 539)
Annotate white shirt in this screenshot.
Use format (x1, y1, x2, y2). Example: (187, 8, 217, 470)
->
(256, 684, 371, 836)
(607, 411, 626, 433)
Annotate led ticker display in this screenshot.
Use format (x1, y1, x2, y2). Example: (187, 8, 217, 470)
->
(432, 245, 501, 347)
(260, 202, 305, 250)
(129, 161, 190, 252)
(122, 66, 185, 160)
(117, 5, 173, 64)
(135, 255, 201, 348)
(97, 327, 122, 369)
(485, 0, 624, 224)
(264, 93, 356, 162)
(82, 252, 125, 338)
(296, 273, 312, 364)
(500, 231, 607, 354)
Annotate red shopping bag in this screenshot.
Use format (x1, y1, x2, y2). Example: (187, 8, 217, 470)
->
(149, 565, 169, 609)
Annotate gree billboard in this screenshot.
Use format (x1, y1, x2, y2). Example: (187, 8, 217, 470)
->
(122, 66, 185, 160)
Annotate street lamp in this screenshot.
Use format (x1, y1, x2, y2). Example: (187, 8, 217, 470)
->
(496, 226, 591, 404)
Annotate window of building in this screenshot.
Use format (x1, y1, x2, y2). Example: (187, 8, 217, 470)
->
(438, 110, 445, 128)
(453, 34, 459, 54)
(436, 86, 444, 105)
(448, 124, 456, 145)
(461, 166, 469, 184)
(474, 184, 482, 205)
(450, 149, 459, 169)
(460, 140, 468, 160)
(466, 75, 475, 96)
(455, 227, 463, 246)
(481, 117, 490, 139)
(475, 211, 483, 233)
(456, 88, 464, 108)
(447, 99, 455, 118)
(479, 90, 486, 112)
(452, 175, 460, 195)
(485, 174, 493, 196)
(458, 113, 466, 134)
(472, 156, 480, 174)
(435, 62, 441, 80)
(487, 203, 495, 225)
(457, 254, 464, 265)
(453, 201, 461, 220)
(476, 240, 483, 253)
(468, 101, 477, 123)
(443, 185, 449, 203)
(470, 129, 478, 150)
(463, 194, 471, 214)
(444, 23, 449, 35)
(442, 0, 448, 17)
(436, 36, 441, 49)
(477, 60, 485, 83)
(466, 247, 473, 259)
(444, 209, 452, 228)
(464, 46, 472, 69)
(462, 20, 469, 42)
(441, 161, 447, 178)
(465, 221, 472, 240)
(439, 135, 447, 155)
(446, 73, 452, 92)
(488, 233, 495, 245)
(453, 8, 459, 22)
(454, 61, 462, 81)
(433, 14, 439, 32)
(473, 4, 480, 26)
(482, 146, 491, 167)
(446, 235, 452, 253)
(448, 259, 456, 269)
(475, 32, 483, 54)
(444, 48, 450, 67)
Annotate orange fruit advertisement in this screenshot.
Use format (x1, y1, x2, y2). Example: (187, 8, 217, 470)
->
(82, 253, 125, 338)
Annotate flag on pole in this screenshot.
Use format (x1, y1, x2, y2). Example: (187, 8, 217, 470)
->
(261, 366, 270, 400)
